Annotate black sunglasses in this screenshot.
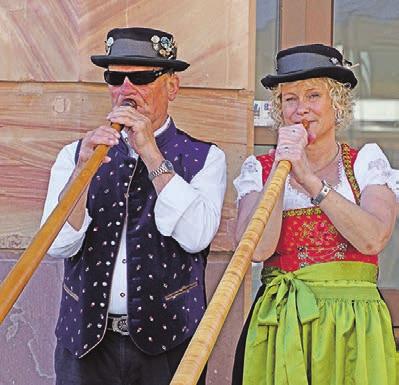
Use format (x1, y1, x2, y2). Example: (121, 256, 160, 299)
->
(104, 68, 171, 86)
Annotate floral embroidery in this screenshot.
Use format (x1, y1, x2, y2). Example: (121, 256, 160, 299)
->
(368, 158, 388, 171)
(242, 157, 260, 174)
(298, 220, 338, 246)
(368, 158, 392, 179)
(283, 207, 322, 218)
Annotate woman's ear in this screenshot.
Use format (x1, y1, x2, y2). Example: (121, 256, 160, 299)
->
(166, 73, 180, 101)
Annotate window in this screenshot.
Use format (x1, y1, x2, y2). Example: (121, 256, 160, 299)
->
(334, 0, 399, 288)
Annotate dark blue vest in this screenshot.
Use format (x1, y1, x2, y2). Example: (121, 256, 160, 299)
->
(56, 120, 212, 357)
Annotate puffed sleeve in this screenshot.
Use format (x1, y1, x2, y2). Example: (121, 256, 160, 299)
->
(233, 155, 263, 204)
(354, 143, 399, 201)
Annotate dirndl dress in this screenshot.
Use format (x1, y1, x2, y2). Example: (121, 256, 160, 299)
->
(232, 143, 398, 385)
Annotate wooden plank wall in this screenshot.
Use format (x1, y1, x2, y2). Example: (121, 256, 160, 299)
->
(0, 1, 255, 384)
(280, 0, 333, 49)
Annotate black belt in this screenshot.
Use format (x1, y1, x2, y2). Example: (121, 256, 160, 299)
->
(107, 314, 129, 336)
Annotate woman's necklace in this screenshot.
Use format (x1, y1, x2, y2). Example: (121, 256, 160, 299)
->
(312, 142, 340, 174)
(289, 142, 342, 195)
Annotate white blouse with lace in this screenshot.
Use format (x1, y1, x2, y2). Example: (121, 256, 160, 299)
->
(233, 143, 399, 210)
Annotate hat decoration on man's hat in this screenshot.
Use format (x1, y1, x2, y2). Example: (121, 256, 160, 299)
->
(261, 43, 357, 89)
(91, 27, 189, 71)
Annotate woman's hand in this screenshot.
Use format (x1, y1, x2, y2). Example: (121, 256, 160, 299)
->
(274, 123, 312, 185)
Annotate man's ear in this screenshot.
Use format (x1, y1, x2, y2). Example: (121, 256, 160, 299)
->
(166, 73, 180, 101)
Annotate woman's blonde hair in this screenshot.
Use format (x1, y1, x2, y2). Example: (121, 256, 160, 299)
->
(269, 77, 354, 130)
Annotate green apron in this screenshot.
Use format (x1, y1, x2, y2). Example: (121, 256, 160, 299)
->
(243, 261, 397, 385)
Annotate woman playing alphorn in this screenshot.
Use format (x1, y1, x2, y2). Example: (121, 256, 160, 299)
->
(232, 44, 399, 385)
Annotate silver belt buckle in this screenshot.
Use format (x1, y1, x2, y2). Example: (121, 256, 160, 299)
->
(111, 315, 129, 336)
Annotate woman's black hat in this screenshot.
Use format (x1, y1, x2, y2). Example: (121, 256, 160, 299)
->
(261, 43, 357, 89)
(91, 27, 189, 72)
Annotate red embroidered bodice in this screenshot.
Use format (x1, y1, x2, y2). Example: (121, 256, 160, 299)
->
(256, 143, 378, 271)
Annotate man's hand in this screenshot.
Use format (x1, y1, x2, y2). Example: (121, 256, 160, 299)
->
(77, 126, 120, 168)
(107, 105, 160, 163)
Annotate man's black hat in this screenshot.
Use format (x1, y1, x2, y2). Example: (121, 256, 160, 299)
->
(91, 27, 190, 71)
(261, 43, 357, 89)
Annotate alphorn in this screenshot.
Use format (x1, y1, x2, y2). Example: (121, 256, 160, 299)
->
(170, 120, 309, 385)
(0, 99, 136, 324)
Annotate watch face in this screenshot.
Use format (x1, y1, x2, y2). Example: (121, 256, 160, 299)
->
(148, 159, 175, 181)
(163, 160, 174, 171)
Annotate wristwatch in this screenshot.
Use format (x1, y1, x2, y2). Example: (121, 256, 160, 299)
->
(148, 159, 174, 181)
(310, 180, 332, 206)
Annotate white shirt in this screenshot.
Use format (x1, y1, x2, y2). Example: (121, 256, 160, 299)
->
(41, 118, 227, 314)
(233, 143, 399, 208)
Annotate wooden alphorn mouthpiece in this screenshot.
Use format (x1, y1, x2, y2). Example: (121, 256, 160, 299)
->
(302, 119, 309, 130)
(110, 99, 137, 131)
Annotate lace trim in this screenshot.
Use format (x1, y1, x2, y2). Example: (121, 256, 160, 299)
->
(387, 169, 399, 199)
(234, 155, 263, 203)
(242, 156, 261, 174)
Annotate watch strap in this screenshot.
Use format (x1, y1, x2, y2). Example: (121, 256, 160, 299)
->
(148, 160, 174, 181)
(310, 180, 332, 206)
